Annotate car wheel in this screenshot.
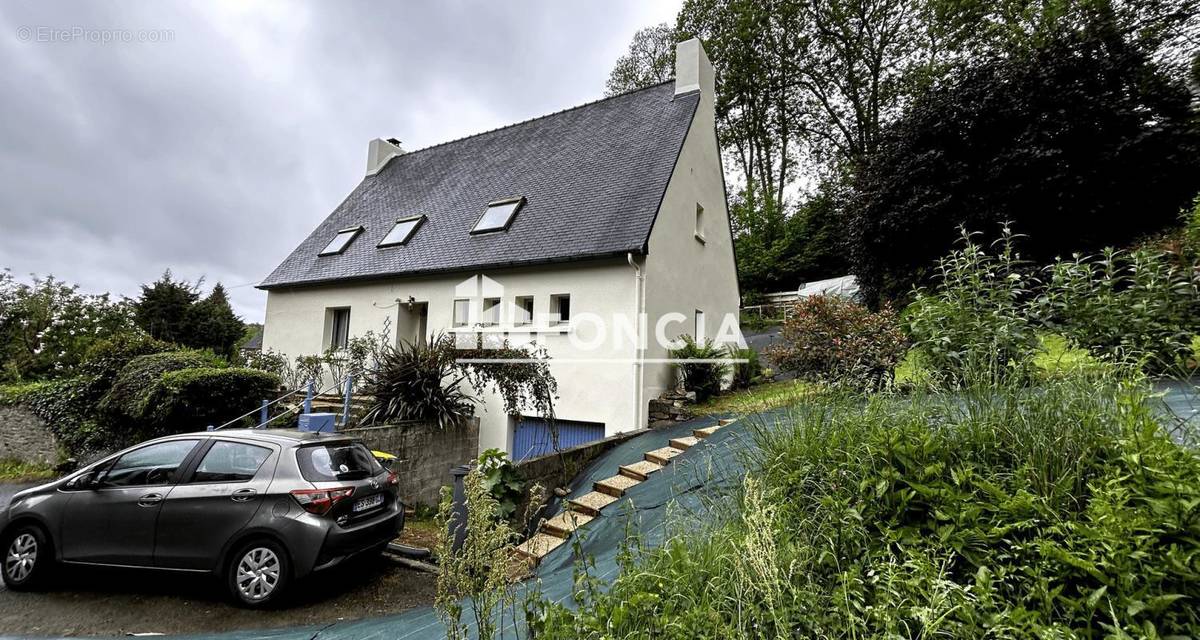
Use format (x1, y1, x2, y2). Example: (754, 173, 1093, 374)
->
(2, 524, 51, 590)
(227, 539, 290, 607)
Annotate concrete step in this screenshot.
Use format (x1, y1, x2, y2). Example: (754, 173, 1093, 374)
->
(619, 460, 663, 481)
(670, 435, 701, 450)
(645, 446, 683, 466)
(541, 511, 594, 539)
(693, 425, 720, 439)
(718, 418, 737, 426)
(594, 474, 641, 498)
(514, 532, 567, 561)
(568, 491, 619, 517)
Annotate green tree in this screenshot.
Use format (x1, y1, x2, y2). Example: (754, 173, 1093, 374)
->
(133, 270, 200, 344)
(849, 16, 1200, 303)
(0, 270, 135, 381)
(605, 23, 679, 95)
(184, 283, 245, 358)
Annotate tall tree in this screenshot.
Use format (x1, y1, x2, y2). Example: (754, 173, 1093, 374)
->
(606, 24, 679, 95)
(184, 282, 245, 357)
(849, 16, 1200, 304)
(133, 270, 200, 344)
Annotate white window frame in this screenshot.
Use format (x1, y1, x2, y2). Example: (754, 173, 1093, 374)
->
(377, 215, 426, 248)
(319, 226, 363, 256)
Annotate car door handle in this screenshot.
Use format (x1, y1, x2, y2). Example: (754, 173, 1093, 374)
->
(137, 493, 164, 507)
(231, 488, 257, 502)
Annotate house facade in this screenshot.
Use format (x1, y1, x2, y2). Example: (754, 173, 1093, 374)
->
(259, 39, 740, 458)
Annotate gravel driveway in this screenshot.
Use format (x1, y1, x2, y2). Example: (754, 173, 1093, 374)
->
(0, 554, 435, 637)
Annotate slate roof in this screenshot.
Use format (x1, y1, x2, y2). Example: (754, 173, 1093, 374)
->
(259, 81, 700, 289)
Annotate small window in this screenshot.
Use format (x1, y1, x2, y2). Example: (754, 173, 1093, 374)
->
(101, 440, 199, 487)
(551, 294, 571, 325)
(482, 298, 500, 326)
(471, 197, 525, 234)
(329, 308, 351, 349)
(378, 215, 425, 247)
(694, 203, 706, 244)
(453, 299, 471, 327)
(319, 227, 363, 256)
(514, 296, 534, 325)
(695, 309, 705, 338)
(192, 441, 271, 483)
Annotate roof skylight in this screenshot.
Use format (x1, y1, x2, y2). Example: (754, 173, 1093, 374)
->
(378, 215, 426, 247)
(471, 197, 525, 234)
(319, 226, 362, 256)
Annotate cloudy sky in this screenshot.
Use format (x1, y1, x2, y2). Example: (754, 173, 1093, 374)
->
(0, 1, 679, 321)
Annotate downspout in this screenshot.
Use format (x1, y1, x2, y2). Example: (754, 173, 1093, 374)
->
(627, 252, 645, 430)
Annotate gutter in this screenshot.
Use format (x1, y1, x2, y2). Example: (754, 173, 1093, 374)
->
(627, 252, 646, 431)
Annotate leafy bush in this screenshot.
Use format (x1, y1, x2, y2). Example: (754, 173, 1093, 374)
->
(477, 448, 524, 522)
(361, 336, 474, 429)
(726, 345, 764, 390)
(98, 351, 219, 421)
(532, 372, 1200, 637)
(1033, 247, 1200, 373)
(670, 335, 728, 402)
(767, 295, 907, 389)
(906, 227, 1200, 383)
(904, 228, 1039, 385)
(80, 332, 175, 382)
(143, 367, 281, 435)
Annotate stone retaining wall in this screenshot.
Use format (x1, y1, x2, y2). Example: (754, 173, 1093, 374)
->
(0, 405, 58, 465)
(340, 418, 480, 508)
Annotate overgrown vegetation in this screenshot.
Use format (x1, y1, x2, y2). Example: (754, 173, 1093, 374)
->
(532, 367, 1200, 637)
(767, 295, 907, 390)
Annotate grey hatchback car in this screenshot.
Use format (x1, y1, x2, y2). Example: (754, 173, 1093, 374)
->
(0, 429, 404, 606)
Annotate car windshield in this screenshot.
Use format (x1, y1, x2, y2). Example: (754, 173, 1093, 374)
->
(296, 442, 381, 482)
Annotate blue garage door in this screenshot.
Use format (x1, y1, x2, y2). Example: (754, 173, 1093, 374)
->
(512, 417, 605, 461)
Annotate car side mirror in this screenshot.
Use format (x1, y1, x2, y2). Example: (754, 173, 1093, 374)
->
(66, 471, 99, 490)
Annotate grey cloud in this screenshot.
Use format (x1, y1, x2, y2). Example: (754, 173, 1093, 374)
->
(0, 0, 679, 319)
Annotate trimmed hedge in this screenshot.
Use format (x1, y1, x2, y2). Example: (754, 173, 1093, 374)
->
(80, 333, 175, 383)
(99, 351, 220, 421)
(144, 367, 281, 434)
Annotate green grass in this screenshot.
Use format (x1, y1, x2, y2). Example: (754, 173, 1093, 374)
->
(0, 458, 55, 482)
(531, 370, 1200, 638)
(692, 379, 818, 415)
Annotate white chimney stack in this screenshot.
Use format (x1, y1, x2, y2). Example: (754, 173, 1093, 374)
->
(366, 137, 405, 176)
(674, 38, 714, 99)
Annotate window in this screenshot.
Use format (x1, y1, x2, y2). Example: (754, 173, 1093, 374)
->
(482, 298, 501, 326)
(319, 227, 363, 256)
(695, 309, 705, 338)
(694, 203, 706, 244)
(452, 299, 471, 327)
(551, 294, 571, 325)
(329, 308, 351, 349)
(471, 197, 525, 234)
(101, 440, 199, 487)
(514, 296, 534, 325)
(378, 215, 425, 247)
(297, 443, 381, 482)
(192, 441, 271, 483)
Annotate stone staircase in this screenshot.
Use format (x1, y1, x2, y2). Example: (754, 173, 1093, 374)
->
(514, 417, 738, 565)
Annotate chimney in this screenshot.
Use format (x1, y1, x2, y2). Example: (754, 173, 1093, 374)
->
(366, 137, 405, 176)
(674, 38, 714, 99)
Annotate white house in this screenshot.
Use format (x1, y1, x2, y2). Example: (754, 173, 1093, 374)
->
(258, 39, 740, 458)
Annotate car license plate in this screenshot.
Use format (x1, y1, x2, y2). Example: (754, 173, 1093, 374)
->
(353, 494, 384, 513)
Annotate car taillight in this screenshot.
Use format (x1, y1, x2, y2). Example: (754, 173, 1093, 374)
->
(290, 487, 354, 515)
(386, 471, 399, 487)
